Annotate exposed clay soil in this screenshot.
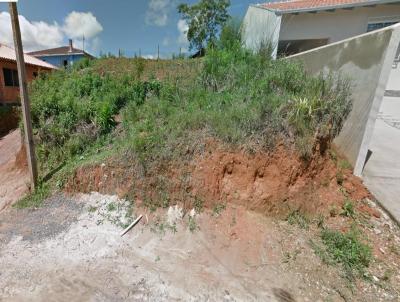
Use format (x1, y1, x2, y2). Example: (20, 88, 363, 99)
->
(0, 129, 29, 211)
(66, 139, 372, 219)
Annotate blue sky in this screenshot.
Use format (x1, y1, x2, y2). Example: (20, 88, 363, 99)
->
(0, 0, 261, 57)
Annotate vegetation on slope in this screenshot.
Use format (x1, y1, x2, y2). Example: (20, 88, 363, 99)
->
(28, 22, 352, 181)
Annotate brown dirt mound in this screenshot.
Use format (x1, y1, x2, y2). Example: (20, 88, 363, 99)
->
(66, 139, 371, 218)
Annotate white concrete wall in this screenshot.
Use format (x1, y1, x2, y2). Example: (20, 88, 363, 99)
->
(386, 45, 400, 90)
(280, 4, 400, 43)
(242, 6, 282, 58)
(288, 24, 400, 176)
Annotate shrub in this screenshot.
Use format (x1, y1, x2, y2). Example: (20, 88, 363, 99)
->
(29, 66, 162, 175)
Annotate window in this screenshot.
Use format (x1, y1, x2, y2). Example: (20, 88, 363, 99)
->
(63, 60, 68, 67)
(3, 68, 19, 87)
(367, 21, 398, 32)
(33, 72, 38, 78)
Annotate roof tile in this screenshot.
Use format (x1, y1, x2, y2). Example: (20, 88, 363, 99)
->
(260, 0, 389, 13)
(0, 44, 56, 69)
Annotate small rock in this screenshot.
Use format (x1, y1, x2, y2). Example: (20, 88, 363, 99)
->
(374, 229, 382, 235)
(373, 275, 379, 282)
(189, 208, 196, 217)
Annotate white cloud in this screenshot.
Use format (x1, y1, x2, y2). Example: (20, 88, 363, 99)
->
(0, 12, 64, 52)
(0, 10, 103, 53)
(177, 19, 188, 51)
(142, 54, 155, 59)
(146, 0, 173, 27)
(63, 11, 103, 39)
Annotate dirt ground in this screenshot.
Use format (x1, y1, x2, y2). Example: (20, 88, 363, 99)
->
(1, 192, 399, 302)
(0, 129, 29, 212)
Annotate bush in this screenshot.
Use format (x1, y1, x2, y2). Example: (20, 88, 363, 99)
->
(29, 66, 162, 174)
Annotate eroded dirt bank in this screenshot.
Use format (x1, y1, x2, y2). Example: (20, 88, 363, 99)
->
(0, 129, 29, 211)
(66, 140, 371, 218)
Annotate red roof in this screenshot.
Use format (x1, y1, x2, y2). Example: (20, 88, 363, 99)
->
(259, 0, 397, 13)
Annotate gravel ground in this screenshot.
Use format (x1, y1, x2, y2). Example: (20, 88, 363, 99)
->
(0, 192, 399, 302)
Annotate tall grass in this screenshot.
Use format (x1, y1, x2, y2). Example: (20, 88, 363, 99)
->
(29, 21, 352, 178)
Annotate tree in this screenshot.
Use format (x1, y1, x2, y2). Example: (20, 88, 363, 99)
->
(178, 0, 230, 52)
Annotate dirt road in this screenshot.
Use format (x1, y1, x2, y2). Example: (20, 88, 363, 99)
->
(1, 192, 399, 301)
(0, 129, 29, 211)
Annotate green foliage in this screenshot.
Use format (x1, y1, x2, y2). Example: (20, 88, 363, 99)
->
(178, 0, 230, 51)
(29, 67, 162, 175)
(193, 197, 204, 213)
(13, 183, 50, 209)
(188, 216, 198, 232)
(341, 200, 355, 218)
(28, 22, 353, 210)
(212, 203, 226, 217)
(312, 227, 372, 281)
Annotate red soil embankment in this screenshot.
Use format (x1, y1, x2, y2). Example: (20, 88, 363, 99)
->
(0, 129, 29, 211)
(66, 138, 372, 218)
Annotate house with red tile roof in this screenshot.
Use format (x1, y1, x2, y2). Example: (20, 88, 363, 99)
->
(243, 0, 400, 57)
(0, 44, 56, 105)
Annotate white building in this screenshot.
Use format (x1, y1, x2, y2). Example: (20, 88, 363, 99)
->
(243, 0, 400, 58)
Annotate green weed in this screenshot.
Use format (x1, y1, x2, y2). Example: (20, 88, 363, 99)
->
(212, 203, 226, 217)
(188, 216, 198, 232)
(13, 183, 50, 209)
(312, 227, 372, 281)
(341, 200, 355, 218)
(193, 197, 204, 213)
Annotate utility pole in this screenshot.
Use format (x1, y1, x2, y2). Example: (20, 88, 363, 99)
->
(82, 34, 85, 52)
(9, 2, 38, 191)
(157, 44, 160, 60)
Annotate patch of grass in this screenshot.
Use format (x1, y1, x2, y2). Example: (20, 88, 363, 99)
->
(287, 210, 309, 230)
(88, 205, 98, 213)
(312, 227, 372, 281)
(188, 216, 198, 232)
(107, 202, 117, 212)
(13, 183, 50, 209)
(212, 203, 226, 217)
(341, 199, 355, 218)
(338, 159, 352, 170)
(193, 197, 204, 213)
